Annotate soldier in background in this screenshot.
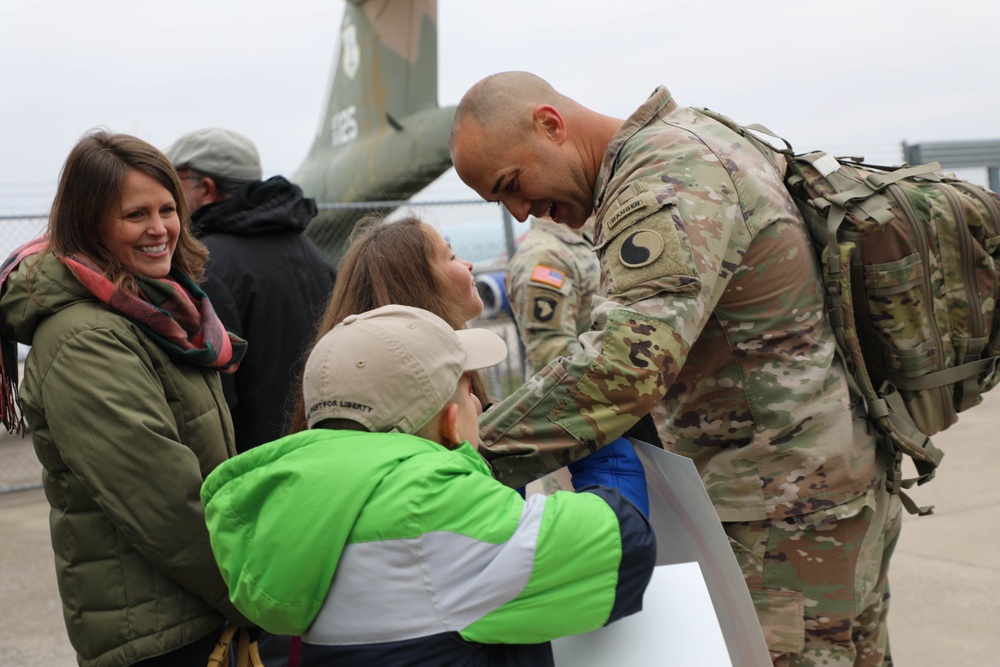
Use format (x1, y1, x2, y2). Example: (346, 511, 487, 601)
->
(505, 215, 600, 495)
(505, 215, 599, 375)
(451, 72, 899, 666)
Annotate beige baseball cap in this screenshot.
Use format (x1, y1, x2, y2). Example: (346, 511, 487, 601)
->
(303, 304, 508, 432)
(165, 128, 263, 181)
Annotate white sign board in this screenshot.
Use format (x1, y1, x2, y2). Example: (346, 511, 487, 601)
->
(552, 440, 771, 667)
(553, 561, 733, 666)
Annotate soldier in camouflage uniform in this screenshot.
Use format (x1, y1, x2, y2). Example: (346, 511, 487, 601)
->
(506, 216, 600, 494)
(450, 71, 902, 666)
(506, 216, 600, 375)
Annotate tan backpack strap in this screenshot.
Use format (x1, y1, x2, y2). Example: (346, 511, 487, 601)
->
(890, 357, 997, 391)
(695, 107, 794, 154)
(880, 386, 945, 468)
(236, 627, 265, 667)
(206, 625, 238, 667)
(898, 489, 935, 517)
(888, 452, 937, 517)
(862, 162, 942, 189)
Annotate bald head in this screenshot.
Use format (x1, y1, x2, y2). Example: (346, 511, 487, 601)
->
(450, 71, 622, 229)
(450, 71, 565, 149)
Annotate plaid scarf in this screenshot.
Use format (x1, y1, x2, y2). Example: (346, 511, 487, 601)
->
(1, 238, 246, 433)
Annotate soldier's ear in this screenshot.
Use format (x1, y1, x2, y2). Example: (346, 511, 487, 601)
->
(533, 105, 566, 144)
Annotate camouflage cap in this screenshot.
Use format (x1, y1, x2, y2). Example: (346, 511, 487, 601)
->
(303, 304, 507, 432)
(165, 127, 262, 181)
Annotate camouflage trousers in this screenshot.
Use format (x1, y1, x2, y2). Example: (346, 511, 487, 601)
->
(723, 476, 902, 666)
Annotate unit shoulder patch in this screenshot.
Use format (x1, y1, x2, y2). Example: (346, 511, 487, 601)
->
(524, 285, 565, 329)
(619, 229, 665, 268)
(604, 202, 698, 298)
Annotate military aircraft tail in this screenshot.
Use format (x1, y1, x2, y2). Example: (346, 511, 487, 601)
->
(296, 0, 455, 264)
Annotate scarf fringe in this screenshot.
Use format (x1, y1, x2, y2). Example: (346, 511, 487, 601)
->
(0, 340, 24, 435)
(0, 238, 44, 435)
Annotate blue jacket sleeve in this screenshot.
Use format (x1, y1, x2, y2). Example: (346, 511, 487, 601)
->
(568, 436, 649, 515)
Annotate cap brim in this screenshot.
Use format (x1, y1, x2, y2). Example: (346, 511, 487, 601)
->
(456, 328, 508, 371)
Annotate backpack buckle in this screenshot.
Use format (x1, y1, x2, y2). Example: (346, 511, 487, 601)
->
(887, 451, 904, 496)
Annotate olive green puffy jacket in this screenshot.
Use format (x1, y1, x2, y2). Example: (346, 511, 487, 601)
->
(0, 252, 248, 667)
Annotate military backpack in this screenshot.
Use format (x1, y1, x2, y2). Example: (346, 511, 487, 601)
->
(699, 108, 1000, 514)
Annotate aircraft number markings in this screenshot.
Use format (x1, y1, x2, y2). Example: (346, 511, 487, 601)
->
(331, 105, 359, 147)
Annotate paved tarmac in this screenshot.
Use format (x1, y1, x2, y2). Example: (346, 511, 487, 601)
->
(1, 390, 998, 666)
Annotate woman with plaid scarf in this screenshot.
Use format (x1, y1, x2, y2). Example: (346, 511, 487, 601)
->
(0, 131, 252, 667)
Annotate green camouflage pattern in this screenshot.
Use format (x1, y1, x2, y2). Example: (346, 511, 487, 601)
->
(505, 217, 601, 374)
(724, 479, 902, 664)
(787, 154, 1000, 475)
(480, 87, 885, 523)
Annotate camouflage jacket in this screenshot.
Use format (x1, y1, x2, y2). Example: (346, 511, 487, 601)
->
(505, 218, 600, 374)
(480, 87, 884, 521)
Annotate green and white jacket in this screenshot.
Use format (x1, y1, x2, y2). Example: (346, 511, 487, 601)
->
(202, 429, 656, 666)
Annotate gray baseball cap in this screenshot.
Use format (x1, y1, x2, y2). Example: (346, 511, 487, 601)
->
(303, 305, 507, 432)
(165, 128, 263, 181)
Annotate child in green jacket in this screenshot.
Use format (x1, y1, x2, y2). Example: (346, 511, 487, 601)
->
(202, 304, 655, 666)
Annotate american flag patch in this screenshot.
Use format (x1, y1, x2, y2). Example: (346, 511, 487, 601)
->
(531, 264, 565, 289)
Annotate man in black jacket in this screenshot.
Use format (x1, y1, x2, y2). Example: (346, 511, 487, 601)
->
(166, 128, 336, 453)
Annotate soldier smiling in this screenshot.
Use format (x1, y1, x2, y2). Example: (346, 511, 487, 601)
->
(451, 71, 899, 667)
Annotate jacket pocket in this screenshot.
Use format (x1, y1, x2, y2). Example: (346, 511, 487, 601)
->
(724, 529, 805, 655)
(747, 589, 804, 656)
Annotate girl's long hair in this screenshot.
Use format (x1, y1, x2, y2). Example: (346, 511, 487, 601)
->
(286, 214, 491, 434)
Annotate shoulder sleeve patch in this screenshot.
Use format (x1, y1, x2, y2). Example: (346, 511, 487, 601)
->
(596, 180, 675, 251)
(530, 264, 566, 290)
(526, 287, 565, 327)
(606, 180, 664, 233)
(619, 229, 666, 268)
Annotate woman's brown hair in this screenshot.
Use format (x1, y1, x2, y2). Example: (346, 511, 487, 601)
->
(47, 130, 208, 290)
(286, 214, 491, 434)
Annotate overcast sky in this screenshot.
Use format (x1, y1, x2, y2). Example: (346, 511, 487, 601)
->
(1, 0, 997, 212)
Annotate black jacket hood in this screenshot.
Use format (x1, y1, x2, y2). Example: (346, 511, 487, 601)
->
(192, 175, 317, 236)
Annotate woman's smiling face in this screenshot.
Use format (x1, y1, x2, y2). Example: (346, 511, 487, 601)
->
(101, 169, 180, 279)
